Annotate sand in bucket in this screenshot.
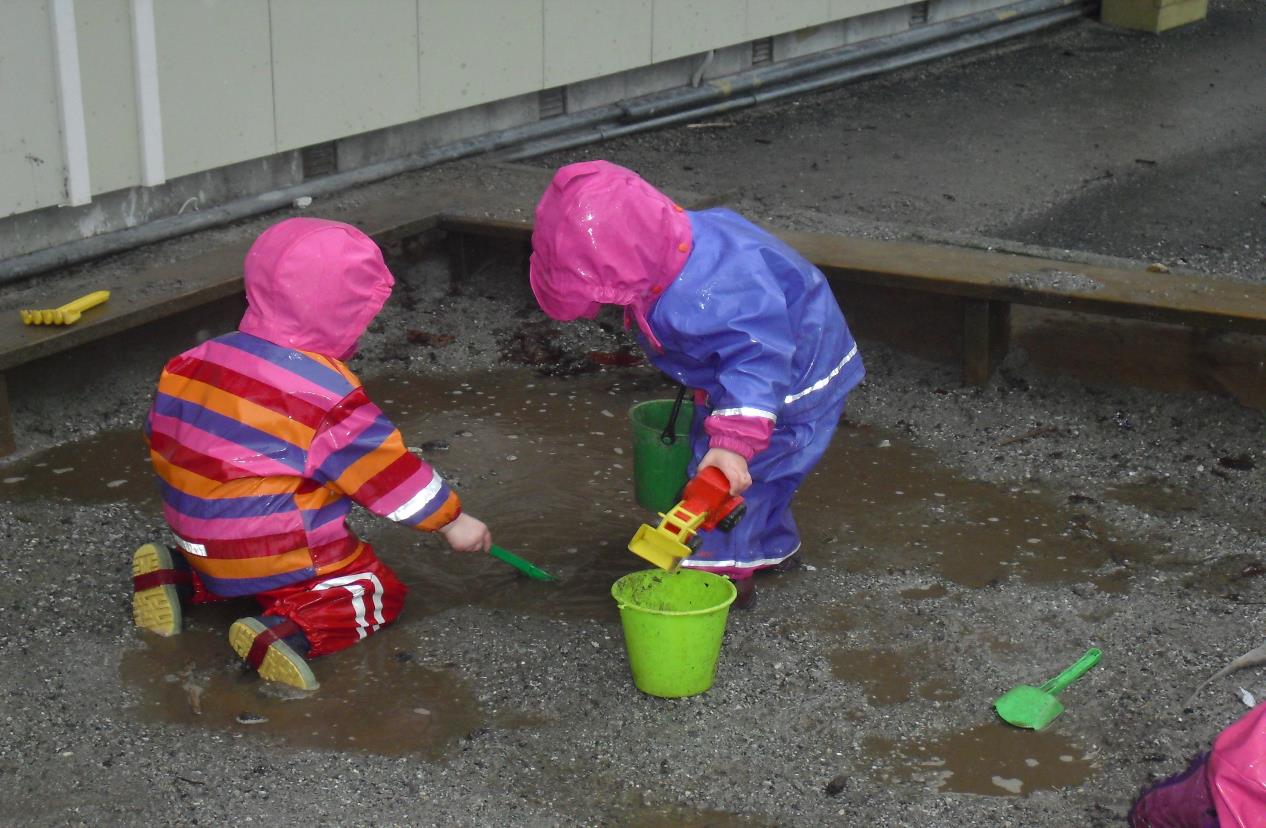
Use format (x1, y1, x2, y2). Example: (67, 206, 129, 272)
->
(611, 569, 737, 698)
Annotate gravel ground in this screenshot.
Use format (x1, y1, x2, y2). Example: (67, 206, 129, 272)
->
(2, 3, 1265, 826)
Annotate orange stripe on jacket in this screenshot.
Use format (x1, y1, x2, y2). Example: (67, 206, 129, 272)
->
(161, 374, 317, 448)
(184, 547, 314, 580)
(151, 450, 300, 499)
(331, 425, 414, 495)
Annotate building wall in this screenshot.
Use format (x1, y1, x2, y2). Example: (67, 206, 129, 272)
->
(2, 0, 1028, 257)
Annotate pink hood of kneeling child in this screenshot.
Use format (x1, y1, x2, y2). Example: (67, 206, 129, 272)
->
(529, 160, 692, 352)
(239, 217, 395, 361)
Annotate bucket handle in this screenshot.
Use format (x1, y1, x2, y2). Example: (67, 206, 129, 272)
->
(660, 385, 688, 446)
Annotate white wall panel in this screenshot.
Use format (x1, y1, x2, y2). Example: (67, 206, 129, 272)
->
(0, 0, 67, 217)
(154, 0, 274, 179)
(544, 0, 652, 88)
(271, 0, 420, 152)
(75, 0, 141, 195)
(830, 0, 909, 18)
(747, 0, 831, 37)
(419, 0, 544, 116)
(651, 0, 747, 63)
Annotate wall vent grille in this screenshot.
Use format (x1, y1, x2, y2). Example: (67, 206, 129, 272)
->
(752, 37, 774, 65)
(539, 87, 567, 119)
(301, 142, 337, 179)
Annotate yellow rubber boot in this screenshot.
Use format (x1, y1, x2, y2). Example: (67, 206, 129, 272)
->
(228, 616, 319, 691)
(131, 543, 186, 636)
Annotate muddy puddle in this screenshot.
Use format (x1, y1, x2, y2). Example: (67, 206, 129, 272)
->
(829, 646, 961, 706)
(22, 364, 1164, 758)
(803, 423, 1150, 590)
(866, 722, 1098, 796)
(121, 603, 485, 758)
(0, 428, 155, 506)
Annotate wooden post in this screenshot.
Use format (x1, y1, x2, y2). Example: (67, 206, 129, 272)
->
(1101, 0, 1207, 33)
(0, 372, 14, 457)
(446, 231, 468, 296)
(962, 299, 1011, 385)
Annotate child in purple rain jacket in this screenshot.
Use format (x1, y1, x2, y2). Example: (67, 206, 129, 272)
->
(529, 160, 864, 608)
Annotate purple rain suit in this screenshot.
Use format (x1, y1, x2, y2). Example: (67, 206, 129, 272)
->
(637, 208, 864, 578)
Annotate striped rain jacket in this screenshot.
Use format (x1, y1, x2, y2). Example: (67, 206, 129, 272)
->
(144, 219, 459, 597)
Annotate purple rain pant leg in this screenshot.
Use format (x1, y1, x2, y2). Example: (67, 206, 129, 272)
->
(680, 394, 848, 578)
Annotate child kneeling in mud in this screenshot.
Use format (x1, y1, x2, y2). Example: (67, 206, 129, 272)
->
(530, 160, 863, 608)
(132, 217, 491, 690)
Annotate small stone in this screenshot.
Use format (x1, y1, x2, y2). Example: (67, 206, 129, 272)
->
(236, 712, 269, 725)
(420, 440, 450, 452)
(825, 773, 849, 796)
(1146, 262, 1170, 273)
(413, 707, 431, 716)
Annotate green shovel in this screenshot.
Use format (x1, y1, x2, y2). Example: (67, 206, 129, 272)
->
(489, 544, 557, 582)
(994, 648, 1101, 730)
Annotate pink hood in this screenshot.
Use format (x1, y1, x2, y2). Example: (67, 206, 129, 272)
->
(529, 160, 692, 351)
(239, 218, 394, 360)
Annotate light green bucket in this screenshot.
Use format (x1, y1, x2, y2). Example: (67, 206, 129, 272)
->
(611, 569, 737, 698)
(629, 399, 695, 514)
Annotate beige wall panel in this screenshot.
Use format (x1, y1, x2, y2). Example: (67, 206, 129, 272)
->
(651, 0, 747, 63)
(76, 0, 141, 195)
(271, 0, 420, 152)
(830, 0, 909, 18)
(544, 0, 652, 88)
(155, 1, 274, 178)
(746, 0, 830, 37)
(0, 0, 67, 217)
(419, 0, 544, 116)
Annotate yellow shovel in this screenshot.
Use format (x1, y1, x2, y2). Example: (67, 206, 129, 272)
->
(20, 290, 110, 326)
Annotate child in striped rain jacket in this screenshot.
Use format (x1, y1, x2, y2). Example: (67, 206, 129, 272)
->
(132, 217, 491, 690)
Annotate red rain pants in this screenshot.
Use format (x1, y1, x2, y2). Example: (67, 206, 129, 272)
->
(189, 545, 407, 658)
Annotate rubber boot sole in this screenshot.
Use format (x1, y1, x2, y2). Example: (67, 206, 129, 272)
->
(228, 617, 319, 691)
(132, 543, 183, 636)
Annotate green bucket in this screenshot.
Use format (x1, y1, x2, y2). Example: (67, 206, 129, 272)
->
(629, 399, 695, 514)
(611, 569, 737, 698)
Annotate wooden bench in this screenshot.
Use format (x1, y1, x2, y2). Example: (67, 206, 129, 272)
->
(439, 214, 1266, 386)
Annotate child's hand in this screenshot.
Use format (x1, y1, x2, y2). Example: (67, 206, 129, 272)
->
(699, 448, 752, 495)
(439, 513, 492, 553)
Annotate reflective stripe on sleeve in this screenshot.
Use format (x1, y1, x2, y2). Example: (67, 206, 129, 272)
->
(386, 474, 444, 522)
(711, 407, 777, 420)
(784, 343, 859, 405)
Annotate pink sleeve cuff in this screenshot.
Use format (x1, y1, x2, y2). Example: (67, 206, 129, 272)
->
(703, 414, 773, 460)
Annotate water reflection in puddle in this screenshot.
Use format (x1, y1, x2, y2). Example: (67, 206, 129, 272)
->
(121, 604, 484, 758)
(802, 423, 1150, 589)
(829, 647, 962, 706)
(867, 722, 1097, 796)
(0, 428, 154, 505)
